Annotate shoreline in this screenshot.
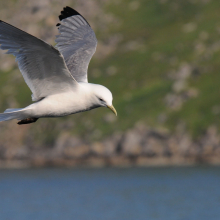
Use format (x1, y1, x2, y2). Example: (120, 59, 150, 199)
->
(1, 155, 220, 169)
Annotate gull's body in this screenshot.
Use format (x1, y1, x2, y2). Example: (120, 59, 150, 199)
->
(20, 83, 112, 118)
(0, 6, 116, 124)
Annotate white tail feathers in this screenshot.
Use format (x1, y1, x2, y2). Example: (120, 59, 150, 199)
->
(0, 108, 25, 122)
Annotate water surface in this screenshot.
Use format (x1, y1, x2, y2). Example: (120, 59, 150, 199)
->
(0, 167, 219, 220)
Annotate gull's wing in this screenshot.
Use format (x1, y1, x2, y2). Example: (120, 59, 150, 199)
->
(0, 20, 77, 101)
(55, 6, 97, 83)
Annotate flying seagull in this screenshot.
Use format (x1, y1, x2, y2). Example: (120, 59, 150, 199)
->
(0, 6, 117, 125)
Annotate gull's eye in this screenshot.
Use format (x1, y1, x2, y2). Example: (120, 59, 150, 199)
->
(99, 98, 104, 102)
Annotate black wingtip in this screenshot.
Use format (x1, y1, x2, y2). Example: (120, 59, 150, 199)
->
(57, 6, 90, 27)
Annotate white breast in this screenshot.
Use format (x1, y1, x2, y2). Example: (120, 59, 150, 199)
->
(26, 90, 87, 118)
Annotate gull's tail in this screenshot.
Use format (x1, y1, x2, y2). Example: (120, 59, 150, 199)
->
(0, 108, 26, 122)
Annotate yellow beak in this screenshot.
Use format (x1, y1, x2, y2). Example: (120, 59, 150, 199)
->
(107, 105, 117, 116)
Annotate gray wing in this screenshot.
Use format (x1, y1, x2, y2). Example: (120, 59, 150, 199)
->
(55, 7, 97, 83)
(0, 20, 76, 101)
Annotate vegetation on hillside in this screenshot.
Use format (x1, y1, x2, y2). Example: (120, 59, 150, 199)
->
(0, 0, 220, 145)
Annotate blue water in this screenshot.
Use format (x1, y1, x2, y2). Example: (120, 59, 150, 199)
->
(0, 167, 220, 220)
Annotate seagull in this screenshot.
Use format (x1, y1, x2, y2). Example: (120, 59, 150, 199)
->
(0, 6, 117, 125)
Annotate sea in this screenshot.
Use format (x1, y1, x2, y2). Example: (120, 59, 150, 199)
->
(0, 166, 219, 220)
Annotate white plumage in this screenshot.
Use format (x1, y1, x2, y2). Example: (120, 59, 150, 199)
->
(0, 6, 117, 124)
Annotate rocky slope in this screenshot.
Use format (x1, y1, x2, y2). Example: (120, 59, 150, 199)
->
(1, 122, 220, 168)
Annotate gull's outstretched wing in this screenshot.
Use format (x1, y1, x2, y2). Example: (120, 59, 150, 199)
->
(55, 6, 97, 83)
(0, 21, 76, 101)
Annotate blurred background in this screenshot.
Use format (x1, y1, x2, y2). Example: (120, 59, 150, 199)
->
(0, 0, 220, 219)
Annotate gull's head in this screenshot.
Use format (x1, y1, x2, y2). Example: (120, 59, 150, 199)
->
(87, 84, 117, 116)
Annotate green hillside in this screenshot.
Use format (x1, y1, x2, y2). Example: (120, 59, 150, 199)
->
(0, 0, 220, 144)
